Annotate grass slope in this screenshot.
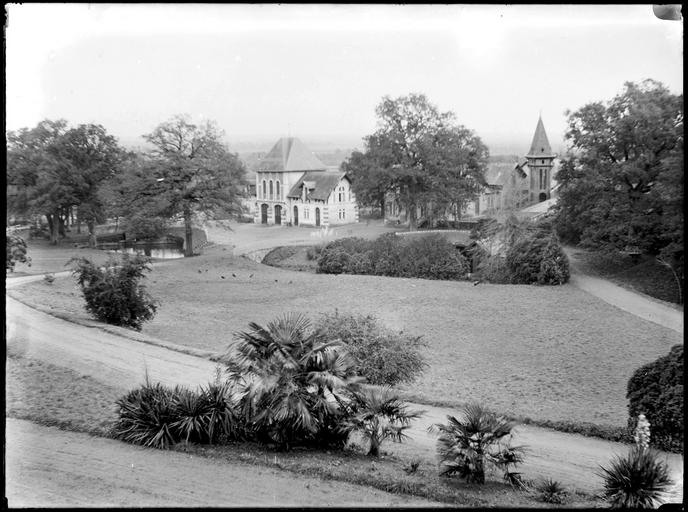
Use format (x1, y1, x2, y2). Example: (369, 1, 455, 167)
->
(10, 244, 681, 430)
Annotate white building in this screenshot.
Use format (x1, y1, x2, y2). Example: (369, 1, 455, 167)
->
(254, 137, 358, 227)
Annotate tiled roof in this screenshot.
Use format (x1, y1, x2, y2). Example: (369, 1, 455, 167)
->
(526, 117, 554, 157)
(258, 137, 327, 172)
(287, 171, 348, 201)
(484, 162, 517, 186)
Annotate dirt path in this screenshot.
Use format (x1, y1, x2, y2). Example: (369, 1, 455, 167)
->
(563, 247, 683, 334)
(5, 418, 439, 508)
(5, 294, 683, 504)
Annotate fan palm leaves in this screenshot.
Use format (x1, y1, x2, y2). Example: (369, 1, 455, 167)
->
(345, 387, 424, 457)
(429, 402, 525, 484)
(225, 313, 362, 449)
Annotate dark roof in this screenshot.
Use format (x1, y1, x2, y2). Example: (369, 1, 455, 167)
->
(258, 137, 327, 172)
(526, 116, 554, 157)
(287, 171, 349, 201)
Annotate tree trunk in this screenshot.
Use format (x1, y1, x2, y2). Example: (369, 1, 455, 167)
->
(183, 205, 194, 257)
(408, 203, 417, 231)
(87, 219, 97, 248)
(367, 435, 380, 457)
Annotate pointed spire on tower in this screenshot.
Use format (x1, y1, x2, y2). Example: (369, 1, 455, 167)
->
(526, 115, 554, 158)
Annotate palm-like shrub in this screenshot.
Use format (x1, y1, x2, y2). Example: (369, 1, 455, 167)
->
(224, 313, 363, 450)
(113, 380, 240, 449)
(598, 446, 674, 509)
(69, 254, 158, 331)
(537, 478, 568, 504)
(344, 387, 423, 457)
(430, 403, 525, 484)
(113, 381, 179, 449)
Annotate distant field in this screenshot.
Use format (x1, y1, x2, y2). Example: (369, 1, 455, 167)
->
(10, 243, 682, 430)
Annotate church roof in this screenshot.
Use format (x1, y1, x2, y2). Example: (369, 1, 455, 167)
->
(526, 116, 555, 158)
(258, 137, 327, 172)
(287, 171, 349, 201)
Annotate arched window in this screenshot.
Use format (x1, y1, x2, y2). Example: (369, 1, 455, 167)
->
(262, 180, 267, 199)
(338, 186, 345, 202)
(269, 180, 274, 200)
(276, 181, 281, 200)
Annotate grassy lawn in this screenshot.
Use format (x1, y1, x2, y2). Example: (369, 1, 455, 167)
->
(7, 347, 593, 507)
(10, 242, 682, 431)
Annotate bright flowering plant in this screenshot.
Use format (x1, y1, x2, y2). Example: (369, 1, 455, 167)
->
(634, 414, 651, 449)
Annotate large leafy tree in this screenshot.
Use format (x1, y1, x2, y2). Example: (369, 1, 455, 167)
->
(7, 120, 123, 245)
(554, 80, 683, 259)
(342, 94, 488, 229)
(121, 114, 246, 256)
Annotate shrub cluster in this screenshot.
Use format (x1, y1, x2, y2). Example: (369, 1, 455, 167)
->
(6, 234, 31, 272)
(627, 344, 683, 453)
(112, 380, 239, 448)
(69, 254, 158, 331)
(314, 311, 426, 386)
(471, 216, 570, 285)
(506, 230, 570, 285)
(317, 233, 469, 280)
(115, 314, 422, 459)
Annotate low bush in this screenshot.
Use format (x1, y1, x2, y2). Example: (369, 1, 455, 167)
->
(112, 380, 240, 449)
(316, 233, 469, 280)
(6, 234, 31, 272)
(430, 403, 525, 485)
(627, 345, 683, 453)
(598, 446, 674, 509)
(506, 230, 569, 285)
(314, 312, 427, 386)
(344, 387, 423, 457)
(536, 478, 568, 504)
(68, 253, 158, 331)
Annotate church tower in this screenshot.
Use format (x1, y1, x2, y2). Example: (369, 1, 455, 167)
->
(525, 116, 555, 202)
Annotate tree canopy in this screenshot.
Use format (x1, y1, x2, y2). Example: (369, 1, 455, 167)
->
(7, 120, 123, 245)
(554, 80, 683, 262)
(342, 93, 488, 229)
(113, 114, 247, 256)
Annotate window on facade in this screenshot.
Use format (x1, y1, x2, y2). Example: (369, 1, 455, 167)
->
(338, 186, 345, 202)
(276, 181, 280, 200)
(269, 180, 273, 200)
(262, 180, 266, 198)
(338, 209, 346, 220)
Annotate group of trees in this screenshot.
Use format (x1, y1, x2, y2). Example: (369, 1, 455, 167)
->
(7, 115, 247, 256)
(342, 93, 489, 229)
(553, 79, 683, 270)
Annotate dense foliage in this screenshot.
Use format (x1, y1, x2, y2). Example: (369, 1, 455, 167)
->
(223, 313, 363, 450)
(317, 233, 469, 280)
(553, 80, 683, 295)
(110, 115, 247, 256)
(6, 234, 31, 272)
(342, 93, 489, 228)
(7, 120, 123, 246)
(314, 312, 427, 386)
(112, 380, 239, 448)
(627, 345, 683, 453)
(69, 254, 158, 331)
(471, 216, 569, 285)
(430, 403, 525, 486)
(598, 446, 674, 509)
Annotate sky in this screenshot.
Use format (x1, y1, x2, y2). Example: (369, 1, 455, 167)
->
(5, 4, 684, 155)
